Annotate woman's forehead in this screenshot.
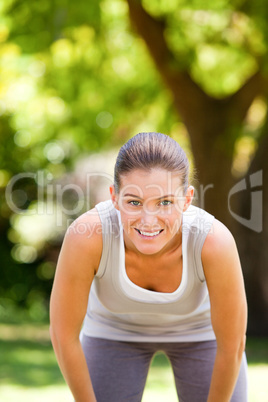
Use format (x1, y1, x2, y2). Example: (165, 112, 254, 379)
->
(119, 169, 183, 196)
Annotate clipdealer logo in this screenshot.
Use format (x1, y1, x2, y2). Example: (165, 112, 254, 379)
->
(4, 169, 263, 232)
(228, 170, 263, 233)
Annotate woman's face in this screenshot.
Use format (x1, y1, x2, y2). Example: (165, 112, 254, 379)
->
(110, 168, 193, 256)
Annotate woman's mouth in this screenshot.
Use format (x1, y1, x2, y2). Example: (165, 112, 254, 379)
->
(134, 228, 164, 238)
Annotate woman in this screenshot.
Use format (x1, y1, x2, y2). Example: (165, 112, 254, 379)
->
(50, 132, 248, 402)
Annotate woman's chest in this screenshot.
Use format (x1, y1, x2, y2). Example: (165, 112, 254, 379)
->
(124, 250, 183, 293)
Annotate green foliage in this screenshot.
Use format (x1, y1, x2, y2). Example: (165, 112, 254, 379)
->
(144, 0, 266, 96)
(0, 0, 180, 315)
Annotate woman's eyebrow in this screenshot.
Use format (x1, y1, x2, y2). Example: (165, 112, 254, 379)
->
(123, 193, 175, 199)
(123, 193, 142, 198)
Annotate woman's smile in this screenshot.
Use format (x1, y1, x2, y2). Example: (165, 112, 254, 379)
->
(134, 228, 164, 238)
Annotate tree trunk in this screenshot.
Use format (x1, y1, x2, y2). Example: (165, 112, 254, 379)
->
(182, 100, 236, 229)
(237, 120, 268, 335)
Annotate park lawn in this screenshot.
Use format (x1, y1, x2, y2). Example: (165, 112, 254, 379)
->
(0, 324, 267, 402)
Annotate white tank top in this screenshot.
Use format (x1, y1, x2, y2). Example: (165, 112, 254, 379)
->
(81, 200, 216, 342)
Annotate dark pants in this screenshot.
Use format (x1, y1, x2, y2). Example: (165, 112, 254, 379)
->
(81, 335, 248, 402)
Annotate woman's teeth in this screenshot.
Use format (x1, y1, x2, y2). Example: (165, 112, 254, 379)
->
(137, 229, 162, 237)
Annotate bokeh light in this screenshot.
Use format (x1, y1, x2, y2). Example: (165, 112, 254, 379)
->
(96, 111, 113, 128)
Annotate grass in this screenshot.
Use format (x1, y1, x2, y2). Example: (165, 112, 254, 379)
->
(0, 323, 267, 401)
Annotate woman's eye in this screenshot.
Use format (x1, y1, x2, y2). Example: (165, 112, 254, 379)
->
(129, 200, 141, 206)
(160, 200, 172, 206)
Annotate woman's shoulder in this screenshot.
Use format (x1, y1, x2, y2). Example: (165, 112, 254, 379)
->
(68, 207, 102, 237)
(63, 207, 103, 265)
(201, 218, 237, 267)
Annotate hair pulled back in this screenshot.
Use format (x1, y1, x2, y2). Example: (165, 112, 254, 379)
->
(114, 132, 189, 193)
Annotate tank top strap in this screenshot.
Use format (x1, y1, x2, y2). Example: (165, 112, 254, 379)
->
(94, 200, 120, 278)
(190, 209, 215, 282)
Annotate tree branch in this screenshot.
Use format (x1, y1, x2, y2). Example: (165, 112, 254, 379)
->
(125, 0, 211, 117)
(126, 0, 173, 72)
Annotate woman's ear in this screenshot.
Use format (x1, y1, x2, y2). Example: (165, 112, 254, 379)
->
(110, 185, 119, 210)
(183, 185, 194, 212)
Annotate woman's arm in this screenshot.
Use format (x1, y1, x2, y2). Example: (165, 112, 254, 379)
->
(50, 209, 102, 402)
(202, 219, 247, 402)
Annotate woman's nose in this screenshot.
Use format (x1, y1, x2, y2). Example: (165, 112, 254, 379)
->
(140, 206, 158, 225)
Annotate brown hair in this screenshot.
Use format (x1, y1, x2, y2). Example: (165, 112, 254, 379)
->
(114, 132, 189, 193)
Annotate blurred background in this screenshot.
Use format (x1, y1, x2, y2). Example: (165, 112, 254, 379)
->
(0, 0, 267, 400)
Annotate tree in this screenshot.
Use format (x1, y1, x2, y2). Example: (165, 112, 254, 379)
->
(125, 0, 268, 334)
(0, 0, 179, 320)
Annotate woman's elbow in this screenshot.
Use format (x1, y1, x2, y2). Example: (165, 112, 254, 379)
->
(49, 321, 68, 350)
(49, 322, 81, 352)
(217, 334, 246, 363)
(229, 336, 246, 364)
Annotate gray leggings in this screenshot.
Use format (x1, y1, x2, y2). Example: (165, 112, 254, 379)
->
(81, 335, 248, 402)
